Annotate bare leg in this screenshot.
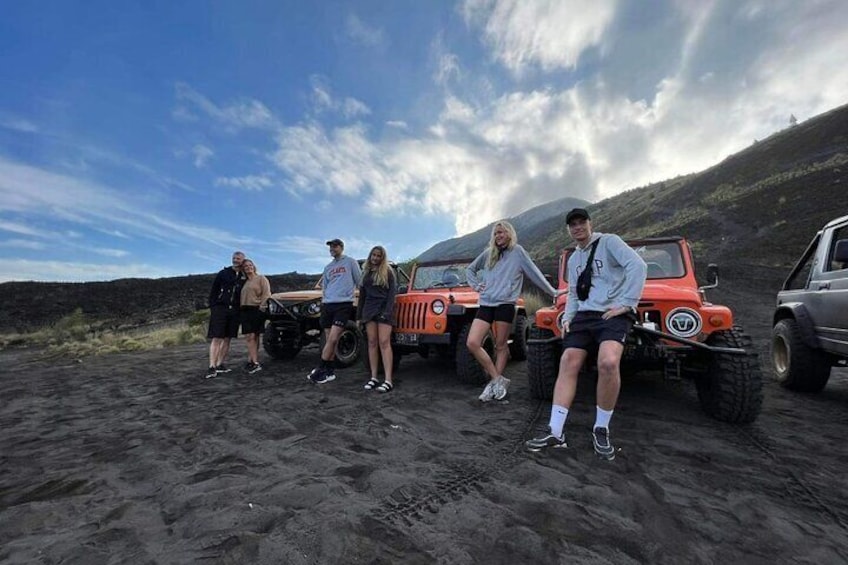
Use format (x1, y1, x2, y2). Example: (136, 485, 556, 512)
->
(596, 341, 624, 410)
(218, 338, 232, 367)
(552, 347, 589, 408)
(465, 318, 498, 380)
(246, 333, 259, 364)
(491, 320, 512, 376)
(322, 326, 345, 362)
(378, 323, 394, 384)
(366, 322, 380, 380)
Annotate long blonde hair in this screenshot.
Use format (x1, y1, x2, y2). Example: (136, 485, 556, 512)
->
(486, 220, 517, 268)
(363, 245, 391, 287)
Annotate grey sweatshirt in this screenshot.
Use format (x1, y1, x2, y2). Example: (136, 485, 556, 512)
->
(564, 232, 647, 323)
(466, 244, 557, 306)
(322, 255, 362, 304)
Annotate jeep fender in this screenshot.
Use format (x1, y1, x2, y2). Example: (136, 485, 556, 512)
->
(773, 303, 819, 349)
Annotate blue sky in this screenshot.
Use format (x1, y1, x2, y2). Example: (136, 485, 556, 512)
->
(1, 0, 846, 282)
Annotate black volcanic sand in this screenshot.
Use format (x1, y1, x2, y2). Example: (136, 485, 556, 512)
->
(2, 327, 848, 563)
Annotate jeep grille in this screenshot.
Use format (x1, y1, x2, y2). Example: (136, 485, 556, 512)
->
(396, 302, 428, 331)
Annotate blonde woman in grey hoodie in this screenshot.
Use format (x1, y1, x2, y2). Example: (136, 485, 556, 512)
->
(465, 220, 558, 401)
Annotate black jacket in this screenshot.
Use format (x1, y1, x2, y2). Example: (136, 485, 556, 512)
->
(209, 267, 246, 309)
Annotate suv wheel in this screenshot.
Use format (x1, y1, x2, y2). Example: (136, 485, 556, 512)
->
(262, 325, 302, 360)
(694, 327, 763, 423)
(319, 321, 363, 368)
(772, 318, 831, 392)
(527, 326, 559, 399)
(455, 322, 492, 385)
(508, 312, 529, 361)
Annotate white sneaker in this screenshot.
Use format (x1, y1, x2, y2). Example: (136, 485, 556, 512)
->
(478, 379, 496, 402)
(493, 376, 510, 401)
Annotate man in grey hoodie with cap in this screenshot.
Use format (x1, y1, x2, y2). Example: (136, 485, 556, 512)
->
(307, 238, 362, 384)
(526, 208, 646, 460)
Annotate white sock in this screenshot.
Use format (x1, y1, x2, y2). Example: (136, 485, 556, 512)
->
(549, 405, 569, 438)
(595, 406, 614, 430)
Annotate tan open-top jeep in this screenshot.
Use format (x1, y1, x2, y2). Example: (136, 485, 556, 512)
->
(528, 236, 763, 423)
(390, 259, 528, 383)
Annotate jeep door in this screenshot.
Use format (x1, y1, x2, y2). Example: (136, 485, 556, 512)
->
(812, 222, 848, 355)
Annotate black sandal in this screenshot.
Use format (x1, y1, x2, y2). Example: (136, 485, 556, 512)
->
(376, 381, 394, 393)
(364, 378, 380, 391)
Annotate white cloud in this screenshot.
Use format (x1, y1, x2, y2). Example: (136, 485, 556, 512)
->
(91, 247, 130, 258)
(192, 144, 214, 168)
(345, 14, 385, 46)
(0, 239, 45, 250)
(310, 77, 371, 119)
(386, 120, 408, 130)
(215, 175, 273, 191)
(0, 220, 49, 237)
(0, 115, 38, 133)
(462, 0, 616, 74)
(174, 82, 278, 131)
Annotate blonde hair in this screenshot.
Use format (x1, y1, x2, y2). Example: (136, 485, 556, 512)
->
(363, 245, 391, 287)
(486, 220, 517, 268)
(242, 259, 259, 275)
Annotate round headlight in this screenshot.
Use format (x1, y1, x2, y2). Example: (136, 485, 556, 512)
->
(665, 307, 702, 338)
(307, 302, 321, 315)
(432, 300, 445, 315)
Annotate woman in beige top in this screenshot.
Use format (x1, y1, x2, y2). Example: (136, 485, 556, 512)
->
(240, 259, 271, 374)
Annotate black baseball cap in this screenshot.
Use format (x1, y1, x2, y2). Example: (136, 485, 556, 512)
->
(326, 238, 344, 247)
(566, 208, 590, 224)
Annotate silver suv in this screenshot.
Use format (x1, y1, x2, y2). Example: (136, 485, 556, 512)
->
(772, 214, 848, 391)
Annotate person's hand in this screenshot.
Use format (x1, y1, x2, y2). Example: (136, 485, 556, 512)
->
(602, 305, 631, 320)
(562, 320, 570, 334)
(476, 282, 487, 292)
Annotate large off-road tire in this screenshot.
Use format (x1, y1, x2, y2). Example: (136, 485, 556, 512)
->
(694, 327, 763, 424)
(772, 318, 831, 392)
(262, 325, 302, 360)
(455, 322, 492, 386)
(508, 312, 529, 361)
(318, 321, 363, 368)
(527, 326, 559, 399)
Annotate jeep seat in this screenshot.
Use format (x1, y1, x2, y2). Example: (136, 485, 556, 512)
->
(646, 262, 666, 278)
(442, 271, 461, 286)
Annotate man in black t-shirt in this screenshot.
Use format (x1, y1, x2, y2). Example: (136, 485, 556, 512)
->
(205, 251, 246, 378)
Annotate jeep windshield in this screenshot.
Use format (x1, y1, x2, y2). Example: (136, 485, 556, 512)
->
(563, 240, 686, 280)
(412, 262, 472, 290)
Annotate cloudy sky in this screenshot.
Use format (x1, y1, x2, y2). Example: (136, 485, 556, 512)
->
(1, 0, 846, 282)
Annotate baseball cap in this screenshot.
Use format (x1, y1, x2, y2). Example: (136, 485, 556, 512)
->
(566, 208, 590, 224)
(326, 238, 344, 247)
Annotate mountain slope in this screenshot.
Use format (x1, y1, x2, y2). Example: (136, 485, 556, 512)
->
(416, 195, 590, 261)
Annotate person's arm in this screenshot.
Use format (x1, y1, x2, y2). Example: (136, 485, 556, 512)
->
(607, 235, 647, 310)
(384, 270, 397, 318)
(465, 250, 487, 290)
(350, 257, 363, 288)
(208, 270, 223, 307)
(517, 245, 557, 298)
(356, 275, 367, 320)
(259, 276, 272, 310)
(563, 257, 578, 330)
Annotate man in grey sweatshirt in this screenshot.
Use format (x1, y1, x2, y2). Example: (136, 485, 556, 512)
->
(307, 238, 362, 384)
(526, 208, 646, 460)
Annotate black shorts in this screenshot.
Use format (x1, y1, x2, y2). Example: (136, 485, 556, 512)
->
(320, 302, 354, 329)
(207, 305, 240, 339)
(240, 306, 266, 335)
(562, 311, 633, 351)
(475, 303, 516, 324)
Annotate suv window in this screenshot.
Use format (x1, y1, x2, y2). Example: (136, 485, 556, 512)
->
(826, 225, 848, 272)
(784, 235, 819, 290)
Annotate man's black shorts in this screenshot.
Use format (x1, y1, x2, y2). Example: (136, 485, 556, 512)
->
(208, 305, 240, 339)
(320, 302, 354, 329)
(240, 306, 266, 335)
(562, 311, 633, 351)
(475, 303, 516, 324)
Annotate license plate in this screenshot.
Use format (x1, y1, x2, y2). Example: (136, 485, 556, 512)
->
(395, 333, 419, 346)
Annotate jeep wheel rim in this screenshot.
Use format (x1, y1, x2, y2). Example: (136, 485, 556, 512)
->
(773, 335, 789, 376)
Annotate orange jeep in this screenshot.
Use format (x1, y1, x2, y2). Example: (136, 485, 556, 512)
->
(263, 262, 409, 367)
(528, 237, 763, 423)
(390, 259, 529, 383)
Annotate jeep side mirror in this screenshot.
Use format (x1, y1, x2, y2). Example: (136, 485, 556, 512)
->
(397, 285, 408, 295)
(700, 263, 719, 291)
